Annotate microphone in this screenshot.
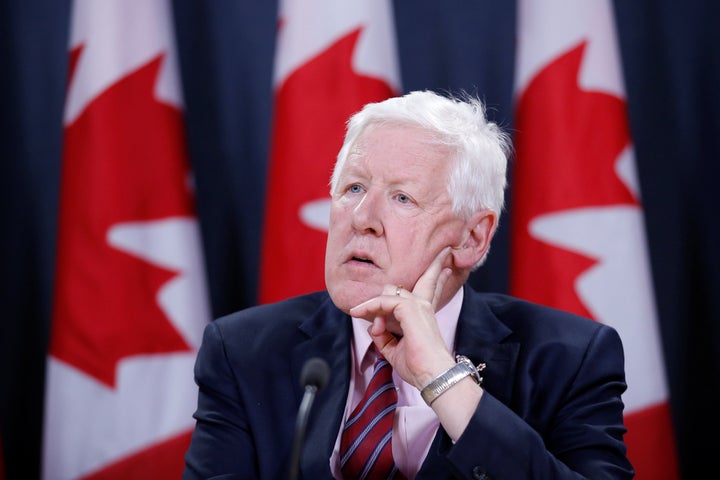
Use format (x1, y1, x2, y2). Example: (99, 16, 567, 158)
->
(288, 357, 330, 480)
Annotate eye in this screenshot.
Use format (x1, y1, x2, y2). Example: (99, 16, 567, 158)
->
(395, 192, 412, 204)
(348, 184, 364, 194)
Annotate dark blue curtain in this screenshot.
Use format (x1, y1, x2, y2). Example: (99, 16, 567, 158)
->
(1, 0, 717, 478)
(0, 0, 70, 477)
(613, 1, 720, 476)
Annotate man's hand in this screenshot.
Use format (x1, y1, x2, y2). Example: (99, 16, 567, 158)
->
(348, 246, 456, 390)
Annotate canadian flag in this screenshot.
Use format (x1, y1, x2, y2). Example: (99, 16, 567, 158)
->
(259, 0, 401, 304)
(511, 0, 679, 478)
(43, 0, 210, 478)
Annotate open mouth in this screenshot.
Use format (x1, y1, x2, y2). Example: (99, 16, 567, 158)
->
(352, 256, 374, 264)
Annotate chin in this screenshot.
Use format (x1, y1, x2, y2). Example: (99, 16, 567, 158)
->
(327, 280, 377, 314)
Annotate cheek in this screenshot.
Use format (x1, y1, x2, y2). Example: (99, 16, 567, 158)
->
(327, 203, 346, 231)
(325, 226, 342, 255)
(326, 209, 350, 250)
(389, 221, 460, 263)
(387, 224, 434, 264)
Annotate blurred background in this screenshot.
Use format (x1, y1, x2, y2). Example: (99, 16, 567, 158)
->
(1, 0, 718, 478)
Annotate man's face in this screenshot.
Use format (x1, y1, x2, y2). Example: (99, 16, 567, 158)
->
(325, 124, 468, 313)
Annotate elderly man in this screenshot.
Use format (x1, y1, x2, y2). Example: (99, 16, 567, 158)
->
(184, 90, 633, 479)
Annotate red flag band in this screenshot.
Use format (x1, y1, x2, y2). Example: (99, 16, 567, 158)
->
(511, 1, 679, 478)
(43, 0, 210, 477)
(259, 0, 401, 304)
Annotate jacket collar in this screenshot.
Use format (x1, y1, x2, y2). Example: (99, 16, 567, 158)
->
(454, 286, 519, 406)
(290, 294, 352, 478)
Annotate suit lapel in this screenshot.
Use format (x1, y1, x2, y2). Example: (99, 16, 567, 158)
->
(453, 288, 520, 406)
(290, 296, 352, 478)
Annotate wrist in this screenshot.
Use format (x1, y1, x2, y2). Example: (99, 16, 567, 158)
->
(416, 358, 455, 389)
(420, 355, 485, 406)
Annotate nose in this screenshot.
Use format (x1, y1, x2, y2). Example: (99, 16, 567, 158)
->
(351, 190, 384, 236)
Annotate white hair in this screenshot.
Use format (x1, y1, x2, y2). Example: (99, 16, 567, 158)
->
(331, 90, 511, 223)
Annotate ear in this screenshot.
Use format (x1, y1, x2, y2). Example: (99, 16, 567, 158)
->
(451, 210, 498, 269)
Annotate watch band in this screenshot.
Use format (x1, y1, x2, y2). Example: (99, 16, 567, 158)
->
(420, 355, 485, 406)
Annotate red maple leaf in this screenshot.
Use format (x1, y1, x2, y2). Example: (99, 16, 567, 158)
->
(51, 51, 195, 388)
(259, 28, 396, 304)
(510, 41, 637, 317)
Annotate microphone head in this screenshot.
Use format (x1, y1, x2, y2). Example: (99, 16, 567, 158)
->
(300, 357, 330, 391)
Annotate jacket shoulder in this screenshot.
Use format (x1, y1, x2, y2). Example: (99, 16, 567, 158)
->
(469, 290, 617, 343)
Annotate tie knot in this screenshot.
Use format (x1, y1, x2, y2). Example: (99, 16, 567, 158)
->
(371, 355, 392, 385)
(363, 345, 384, 372)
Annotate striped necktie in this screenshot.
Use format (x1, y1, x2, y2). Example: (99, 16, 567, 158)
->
(340, 353, 406, 480)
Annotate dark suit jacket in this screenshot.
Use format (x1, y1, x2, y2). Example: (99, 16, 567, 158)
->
(183, 287, 634, 479)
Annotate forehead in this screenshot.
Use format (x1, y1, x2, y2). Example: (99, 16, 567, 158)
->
(343, 123, 453, 181)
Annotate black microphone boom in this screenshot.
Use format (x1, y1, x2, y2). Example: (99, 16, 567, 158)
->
(288, 357, 330, 480)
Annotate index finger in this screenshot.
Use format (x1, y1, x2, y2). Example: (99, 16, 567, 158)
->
(412, 246, 452, 308)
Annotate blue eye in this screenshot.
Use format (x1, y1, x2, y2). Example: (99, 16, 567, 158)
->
(396, 193, 410, 204)
(349, 184, 363, 194)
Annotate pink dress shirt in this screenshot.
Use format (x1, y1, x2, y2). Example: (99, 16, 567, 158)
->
(330, 288, 464, 479)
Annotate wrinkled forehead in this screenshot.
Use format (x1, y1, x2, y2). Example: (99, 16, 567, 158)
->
(349, 122, 449, 162)
(332, 121, 456, 197)
(342, 124, 455, 191)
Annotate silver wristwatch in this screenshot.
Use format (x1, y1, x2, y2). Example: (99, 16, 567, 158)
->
(420, 355, 486, 406)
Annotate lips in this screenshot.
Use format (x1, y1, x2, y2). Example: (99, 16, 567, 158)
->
(351, 256, 373, 264)
(347, 250, 376, 266)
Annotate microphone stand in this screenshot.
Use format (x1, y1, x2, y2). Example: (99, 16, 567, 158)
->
(288, 357, 329, 480)
(288, 384, 318, 480)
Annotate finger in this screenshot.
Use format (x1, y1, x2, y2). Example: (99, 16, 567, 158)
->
(432, 267, 453, 309)
(411, 246, 452, 302)
(368, 315, 387, 335)
(381, 284, 405, 298)
(369, 315, 403, 350)
(350, 295, 401, 319)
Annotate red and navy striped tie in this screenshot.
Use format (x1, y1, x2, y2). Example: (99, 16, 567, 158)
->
(340, 355, 406, 480)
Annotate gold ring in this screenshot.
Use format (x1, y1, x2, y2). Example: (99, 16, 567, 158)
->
(395, 285, 403, 296)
